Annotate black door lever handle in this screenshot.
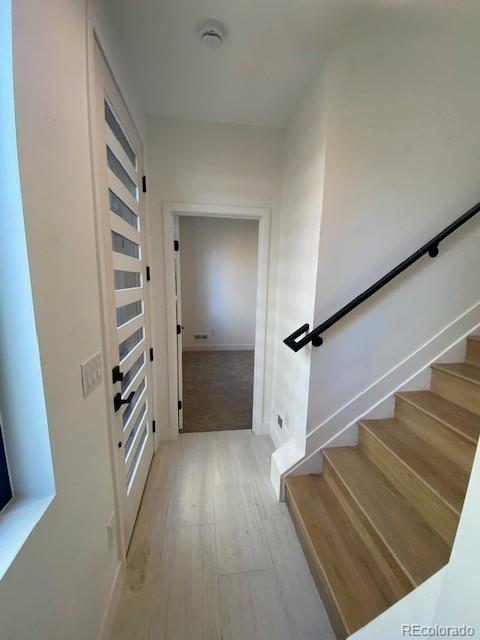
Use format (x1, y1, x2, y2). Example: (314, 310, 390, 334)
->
(114, 391, 135, 412)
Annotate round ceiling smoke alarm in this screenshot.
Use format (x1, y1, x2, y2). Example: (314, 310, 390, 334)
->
(197, 20, 226, 48)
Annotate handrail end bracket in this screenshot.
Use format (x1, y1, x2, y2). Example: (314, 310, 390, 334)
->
(283, 324, 323, 352)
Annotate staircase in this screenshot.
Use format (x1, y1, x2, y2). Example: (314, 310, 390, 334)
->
(285, 335, 480, 639)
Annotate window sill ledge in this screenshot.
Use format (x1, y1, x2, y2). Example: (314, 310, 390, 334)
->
(0, 494, 55, 579)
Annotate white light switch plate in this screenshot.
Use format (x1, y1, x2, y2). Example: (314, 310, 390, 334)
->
(81, 352, 103, 398)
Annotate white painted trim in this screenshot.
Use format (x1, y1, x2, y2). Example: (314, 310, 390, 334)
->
(271, 437, 305, 500)
(0, 0, 56, 577)
(183, 344, 255, 352)
(306, 303, 480, 453)
(162, 202, 270, 436)
(274, 300, 480, 488)
(255, 421, 272, 436)
(0, 496, 54, 579)
(96, 561, 124, 640)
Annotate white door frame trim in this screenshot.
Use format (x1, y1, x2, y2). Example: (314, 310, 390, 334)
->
(162, 202, 271, 436)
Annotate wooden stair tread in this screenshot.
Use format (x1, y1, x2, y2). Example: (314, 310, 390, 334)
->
(323, 447, 450, 586)
(466, 336, 480, 367)
(396, 390, 480, 445)
(360, 418, 468, 514)
(431, 362, 480, 386)
(283, 338, 480, 638)
(285, 474, 402, 637)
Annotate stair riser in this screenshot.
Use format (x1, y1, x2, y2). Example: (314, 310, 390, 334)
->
(431, 369, 480, 416)
(323, 456, 414, 593)
(359, 425, 458, 546)
(395, 396, 476, 471)
(466, 338, 480, 367)
(285, 484, 348, 640)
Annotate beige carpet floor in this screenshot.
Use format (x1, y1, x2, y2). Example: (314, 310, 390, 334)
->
(182, 350, 254, 432)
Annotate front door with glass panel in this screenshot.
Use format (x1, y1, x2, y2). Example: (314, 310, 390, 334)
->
(93, 42, 154, 548)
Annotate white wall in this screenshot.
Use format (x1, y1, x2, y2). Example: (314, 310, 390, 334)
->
(5, 1, 479, 635)
(179, 217, 258, 351)
(0, 1, 141, 638)
(146, 116, 283, 438)
(275, 0, 480, 628)
(270, 73, 327, 453)
(94, 0, 146, 140)
(304, 3, 480, 435)
(272, 0, 480, 488)
(434, 444, 480, 631)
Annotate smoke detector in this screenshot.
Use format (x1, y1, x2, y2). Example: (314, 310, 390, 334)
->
(197, 20, 226, 49)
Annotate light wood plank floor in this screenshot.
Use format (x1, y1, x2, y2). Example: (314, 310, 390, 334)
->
(110, 430, 335, 640)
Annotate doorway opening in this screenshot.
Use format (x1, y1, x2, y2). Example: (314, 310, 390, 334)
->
(179, 216, 258, 432)
(163, 203, 270, 437)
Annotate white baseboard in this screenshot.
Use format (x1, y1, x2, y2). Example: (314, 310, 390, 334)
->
(271, 437, 305, 499)
(286, 301, 480, 478)
(252, 420, 271, 436)
(183, 344, 255, 352)
(97, 561, 124, 640)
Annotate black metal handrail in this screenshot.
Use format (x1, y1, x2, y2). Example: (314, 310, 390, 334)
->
(284, 201, 480, 352)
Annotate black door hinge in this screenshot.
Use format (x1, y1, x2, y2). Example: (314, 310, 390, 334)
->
(149, 347, 154, 362)
(176, 324, 182, 335)
(174, 240, 179, 252)
(152, 420, 156, 434)
(112, 365, 124, 384)
(142, 175, 147, 193)
(146, 266, 151, 282)
(178, 400, 182, 411)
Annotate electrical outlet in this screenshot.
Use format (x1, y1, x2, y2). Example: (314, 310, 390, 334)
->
(81, 352, 103, 399)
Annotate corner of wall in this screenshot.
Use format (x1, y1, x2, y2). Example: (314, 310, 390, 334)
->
(270, 437, 305, 498)
(96, 561, 124, 640)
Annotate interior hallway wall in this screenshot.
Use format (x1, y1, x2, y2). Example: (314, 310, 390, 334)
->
(0, 1, 143, 638)
(180, 217, 259, 351)
(276, 1, 480, 627)
(307, 2, 480, 432)
(93, 0, 146, 139)
(146, 115, 283, 438)
(270, 73, 327, 452)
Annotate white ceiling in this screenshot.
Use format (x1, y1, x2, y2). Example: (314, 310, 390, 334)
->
(107, 0, 361, 128)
